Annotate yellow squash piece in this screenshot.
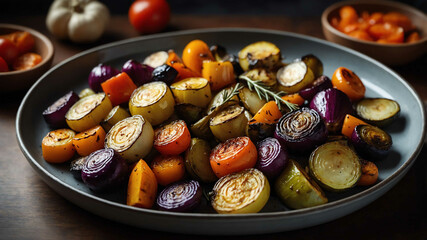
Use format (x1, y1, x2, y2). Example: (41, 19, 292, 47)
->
(238, 41, 281, 72)
(170, 77, 212, 108)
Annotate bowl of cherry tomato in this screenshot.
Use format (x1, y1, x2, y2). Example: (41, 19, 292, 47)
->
(0, 24, 54, 92)
(321, 0, 427, 66)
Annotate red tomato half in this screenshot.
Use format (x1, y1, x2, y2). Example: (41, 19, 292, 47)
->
(0, 38, 19, 65)
(128, 0, 170, 34)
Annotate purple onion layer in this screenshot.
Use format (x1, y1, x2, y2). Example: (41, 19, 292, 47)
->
(42, 91, 79, 128)
(256, 137, 288, 179)
(88, 64, 120, 92)
(299, 75, 332, 101)
(122, 59, 154, 86)
(157, 180, 202, 212)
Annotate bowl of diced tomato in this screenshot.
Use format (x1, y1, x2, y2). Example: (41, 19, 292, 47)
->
(321, 0, 427, 66)
(0, 24, 54, 92)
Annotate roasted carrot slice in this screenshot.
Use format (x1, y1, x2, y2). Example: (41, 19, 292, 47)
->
(406, 32, 420, 43)
(101, 72, 137, 106)
(332, 67, 365, 102)
(250, 101, 282, 125)
(154, 120, 191, 156)
(151, 155, 185, 186)
(383, 12, 414, 32)
(341, 114, 368, 138)
(72, 125, 106, 156)
(281, 93, 305, 106)
(358, 160, 379, 186)
(210, 136, 257, 178)
(42, 129, 76, 163)
(348, 30, 373, 41)
(12, 52, 42, 71)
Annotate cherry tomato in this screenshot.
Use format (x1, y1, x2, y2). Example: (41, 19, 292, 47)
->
(12, 52, 42, 71)
(128, 0, 170, 34)
(0, 56, 9, 72)
(0, 38, 19, 65)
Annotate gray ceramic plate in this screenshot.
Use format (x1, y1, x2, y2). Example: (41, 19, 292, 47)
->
(16, 28, 425, 235)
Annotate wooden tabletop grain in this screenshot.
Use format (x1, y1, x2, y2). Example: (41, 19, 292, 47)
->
(0, 15, 426, 239)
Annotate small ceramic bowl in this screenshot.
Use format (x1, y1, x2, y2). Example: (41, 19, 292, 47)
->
(321, 0, 427, 66)
(0, 24, 54, 92)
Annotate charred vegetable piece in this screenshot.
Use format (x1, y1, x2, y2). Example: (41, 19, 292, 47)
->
(238, 41, 281, 72)
(42, 129, 76, 163)
(209, 45, 243, 75)
(185, 138, 218, 183)
(309, 141, 361, 191)
(358, 160, 379, 186)
(154, 120, 191, 156)
(209, 105, 248, 142)
(211, 168, 270, 214)
(78, 88, 95, 99)
(247, 101, 282, 142)
(276, 61, 315, 94)
(65, 93, 112, 132)
(256, 137, 288, 179)
(143, 51, 169, 68)
(202, 61, 235, 91)
(275, 159, 327, 209)
(222, 54, 243, 76)
(190, 115, 214, 139)
(127, 159, 158, 209)
(356, 98, 400, 127)
(122, 59, 154, 86)
(72, 125, 106, 156)
(129, 81, 175, 126)
(182, 39, 215, 74)
(206, 85, 239, 115)
(242, 68, 277, 89)
(105, 115, 154, 164)
(151, 64, 178, 85)
(88, 63, 120, 92)
(170, 77, 212, 108)
(210, 136, 257, 178)
(238, 86, 267, 115)
(100, 106, 130, 132)
(151, 155, 186, 186)
(43, 91, 79, 128)
(341, 114, 368, 139)
(157, 180, 202, 212)
(299, 75, 332, 101)
(331, 67, 365, 102)
(70, 156, 87, 180)
(81, 148, 128, 192)
(301, 54, 323, 78)
(350, 125, 392, 160)
(309, 88, 354, 132)
(175, 104, 203, 125)
(275, 107, 328, 152)
(101, 72, 137, 106)
(210, 45, 228, 61)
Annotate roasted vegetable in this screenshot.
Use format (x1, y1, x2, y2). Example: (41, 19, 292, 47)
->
(341, 114, 368, 138)
(143, 51, 169, 68)
(65, 93, 112, 132)
(81, 148, 128, 192)
(151, 155, 185, 186)
(206, 85, 240, 115)
(356, 98, 400, 127)
(210, 105, 248, 142)
(211, 168, 270, 214)
(121, 59, 154, 86)
(127, 159, 158, 209)
(281, 93, 305, 106)
(72, 125, 106, 156)
(182, 39, 215, 74)
(70, 156, 87, 180)
(256, 137, 288, 179)
(301, 54, 323, 78)
(157, 180, 202, 212)
(238, 41, 281, 71)
(165, 50, 201, 81)
(242, 68, 277, 89)
(210, 45, 228, 61)
(275, 159, 327, 209)
(299, 75, 332, 101)
(78, 88, 95, 99)
(247, 101, 282, 142)
(154, 120, 191, 156)
(100, 106, 130, 132)
(202, 61, 235, 91)
(238, 87, 267, 115)
(175, 104, 203, 124)
(210, 136, 257, 178)
(105, 115, 154, 163)
(185, 138, 218, 183)
(358, 160, 379, 186)
(43, 91, 79, 129)
(151, 64, 178, 85)
(170, 77, 212, 108)
(276, 61, 315, 93)
(309, 141, 361, 191)
(331, 67, 365, 102)
(101, 72, 137, 106)
(275, 107, 328, 152)
(350, 125, 392, 160)
(310, 88, 354, 132)
(129, 81, 175, 126)
(88, 64, 120, 92)
(42, 129, 76, 163)
(190, 115, 214, 139)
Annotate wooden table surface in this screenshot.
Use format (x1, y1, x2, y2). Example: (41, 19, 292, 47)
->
(1, 15, 426, 239)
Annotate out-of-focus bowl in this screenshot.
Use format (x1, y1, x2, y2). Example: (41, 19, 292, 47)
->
(0, 24, 54, 92)
(321, 0, 427, 66)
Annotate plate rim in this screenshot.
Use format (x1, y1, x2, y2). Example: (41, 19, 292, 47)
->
(16, 27, 426, 221)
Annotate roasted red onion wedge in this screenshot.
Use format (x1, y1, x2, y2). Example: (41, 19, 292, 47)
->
(310, 88, 354, 132)
(275, 107, 327, 152)
(122, 59, 154, 86)
(256, 137, 288, 179)
(88, 63, 120, 92)
(81, 148, 128, 192)
(299, 75, 332, 101)
(350, 125, 392, 160)
(42, 91, 79, 128)
(156, 180, 202, 212)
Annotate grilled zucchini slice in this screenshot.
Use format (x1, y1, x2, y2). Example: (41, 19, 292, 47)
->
(356, 98, 400, 127)
(238, 41, 281, 72)
(170, 77, 212, 108)
(210, 105, 247, 142)
(276, 61, 315, 93)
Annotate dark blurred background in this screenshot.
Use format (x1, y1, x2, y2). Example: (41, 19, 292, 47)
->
(1, 0, 426, 16)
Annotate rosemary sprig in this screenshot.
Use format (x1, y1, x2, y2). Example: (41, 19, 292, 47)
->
(220, 82, 244, 107)
(238, 75, 299, 111)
